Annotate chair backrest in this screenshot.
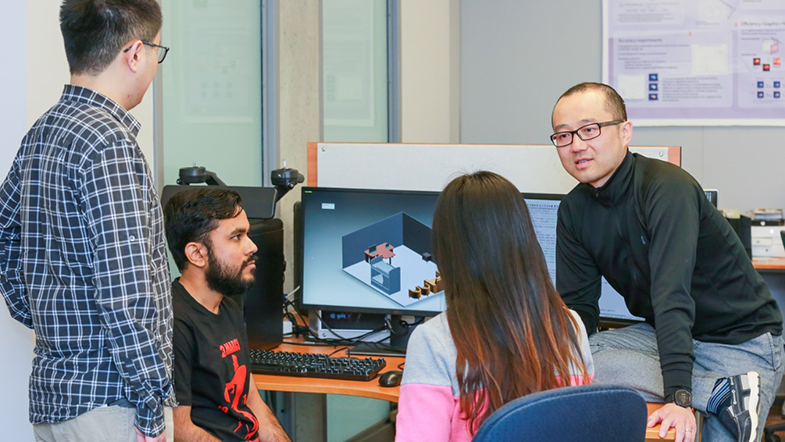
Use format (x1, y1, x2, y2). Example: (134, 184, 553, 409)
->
(472, 384, 647, 442)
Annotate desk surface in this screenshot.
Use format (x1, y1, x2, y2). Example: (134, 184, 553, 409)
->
(253, 340, 404, 402)
(754, 257, 785, 271)
(645, 404, 676, 441)
(254, 340, 675, 440)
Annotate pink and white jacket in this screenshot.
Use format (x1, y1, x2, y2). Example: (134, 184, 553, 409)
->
(395, 310, 594, 442)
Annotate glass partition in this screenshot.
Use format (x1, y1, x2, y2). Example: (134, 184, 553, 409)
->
(160, 0, 263, 187)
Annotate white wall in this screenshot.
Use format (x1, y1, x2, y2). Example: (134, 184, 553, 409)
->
(2, 4, 36, 441)
(400, 0, 460, 143)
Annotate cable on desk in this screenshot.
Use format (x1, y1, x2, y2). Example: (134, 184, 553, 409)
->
(352, 339, 396, 353)
(283, 295, 311, 337)
(388, 315, 426, 331)
(284, 298, 389, 346)
(328, 346, 349, 357)
(284, 295, 358, 342)
(282, 294, 427, 353)
(280, 341, 348, 348)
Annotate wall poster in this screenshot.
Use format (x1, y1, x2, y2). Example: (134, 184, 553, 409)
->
(604, 0, 785, 126)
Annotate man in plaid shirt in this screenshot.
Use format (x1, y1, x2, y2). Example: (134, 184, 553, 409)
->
(0, 1, 173, 441)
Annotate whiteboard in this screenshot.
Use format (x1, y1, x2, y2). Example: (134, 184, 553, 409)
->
(310, 143, 678, 193)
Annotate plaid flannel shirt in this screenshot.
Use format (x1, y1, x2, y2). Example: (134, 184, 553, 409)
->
(0, 85, 174, 437)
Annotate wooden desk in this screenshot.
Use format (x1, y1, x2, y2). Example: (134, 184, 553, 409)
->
(646, 404, 677, 441)
(754, 257, 785, 272)
(253, 340, 404, 403)
(255, 340, 676, 440)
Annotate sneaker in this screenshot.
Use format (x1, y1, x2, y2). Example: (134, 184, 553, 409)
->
(717, 371, 761, 442)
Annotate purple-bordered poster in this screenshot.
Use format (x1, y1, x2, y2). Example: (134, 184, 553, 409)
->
(603, 0, 785, 126)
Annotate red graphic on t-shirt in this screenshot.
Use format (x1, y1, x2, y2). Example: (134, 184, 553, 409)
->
(220, 354, 259, 440)
(220, 338, 242, 358)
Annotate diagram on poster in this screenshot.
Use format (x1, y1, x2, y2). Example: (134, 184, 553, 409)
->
(604, 0, 785, 125)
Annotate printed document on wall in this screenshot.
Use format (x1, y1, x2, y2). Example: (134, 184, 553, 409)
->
(603, 0, 785, 126)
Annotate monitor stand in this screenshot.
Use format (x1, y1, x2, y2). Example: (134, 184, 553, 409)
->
(348, 315, 421, 358)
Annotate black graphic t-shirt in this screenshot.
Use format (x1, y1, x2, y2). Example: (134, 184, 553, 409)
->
(172, 279, 259, 442)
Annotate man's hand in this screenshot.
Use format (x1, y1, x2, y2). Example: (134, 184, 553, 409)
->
(135, 427, 168, 442)
(646, 403, 696, 442)
(248, 387, 292, 442)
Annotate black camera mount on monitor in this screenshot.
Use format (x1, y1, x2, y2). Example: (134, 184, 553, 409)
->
(166, 165, 304, 219)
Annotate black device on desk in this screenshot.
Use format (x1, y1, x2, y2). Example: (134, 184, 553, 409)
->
(162, 166, 303, 350)
(378, 370, 403, 388)
(249, 349, 387, 382)
(297, 187, 644, 356)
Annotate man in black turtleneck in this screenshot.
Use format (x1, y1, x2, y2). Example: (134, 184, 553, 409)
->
(551, 82, 782, 442)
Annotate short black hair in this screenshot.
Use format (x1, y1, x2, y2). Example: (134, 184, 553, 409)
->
(164, 188, 243, 272)
(60, 0, 162, 75)
(552, 82, 628, 125)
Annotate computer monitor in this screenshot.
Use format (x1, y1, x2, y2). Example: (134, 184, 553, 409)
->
(524, 194, 643, 325)
(703, 189, 718, 208)
(299, 187, 643, 328)
(300, 187, 445, 317)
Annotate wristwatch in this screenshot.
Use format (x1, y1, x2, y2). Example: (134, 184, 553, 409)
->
(673, 389, 692, 408)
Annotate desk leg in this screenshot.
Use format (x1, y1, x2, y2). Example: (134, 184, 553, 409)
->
(264, 391, 327, 442)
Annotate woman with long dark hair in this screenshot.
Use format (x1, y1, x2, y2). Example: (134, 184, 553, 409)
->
(395, 171, 594, 441)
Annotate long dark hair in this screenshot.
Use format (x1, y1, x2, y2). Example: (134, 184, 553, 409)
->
(432, 171, 589, 434)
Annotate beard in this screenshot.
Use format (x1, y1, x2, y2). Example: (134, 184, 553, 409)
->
(205, 250, 258, 297)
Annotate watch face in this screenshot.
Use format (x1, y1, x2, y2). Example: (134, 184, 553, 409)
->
(674, 389, 692, 407)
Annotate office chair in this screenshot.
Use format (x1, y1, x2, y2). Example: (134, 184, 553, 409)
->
(764, 416, 785, 441)
(472, 384, 647, 442)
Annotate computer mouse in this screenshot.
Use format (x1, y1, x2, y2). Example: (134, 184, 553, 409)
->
(378, 370, 403, 387)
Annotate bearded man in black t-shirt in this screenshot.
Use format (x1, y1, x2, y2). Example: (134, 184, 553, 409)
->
(164, 188, 290, 442)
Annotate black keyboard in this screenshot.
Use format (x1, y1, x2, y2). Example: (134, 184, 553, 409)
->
(249, 349, 387, 381)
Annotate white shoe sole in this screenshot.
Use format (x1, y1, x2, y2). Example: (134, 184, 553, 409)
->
(746, 370, 760, 442)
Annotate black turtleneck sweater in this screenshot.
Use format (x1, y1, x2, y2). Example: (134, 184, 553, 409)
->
(556, 151, 782, 401)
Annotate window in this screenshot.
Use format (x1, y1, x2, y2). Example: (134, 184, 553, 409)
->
(159, 0, 265, 187)
(323, 0, 395, 142)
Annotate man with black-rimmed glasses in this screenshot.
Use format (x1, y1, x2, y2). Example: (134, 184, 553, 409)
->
(0, 1, 173, 441)
(551, 82, 783, 442)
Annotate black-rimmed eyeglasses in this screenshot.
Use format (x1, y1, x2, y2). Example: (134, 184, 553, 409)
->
(550, 120, 624, 148)
(123, 41, 170, 64)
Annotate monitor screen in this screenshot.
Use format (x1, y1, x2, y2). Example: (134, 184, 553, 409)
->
(525, 195, 643, 323)
(299, 187, 643, 322)
(300, 187, 445, 316)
